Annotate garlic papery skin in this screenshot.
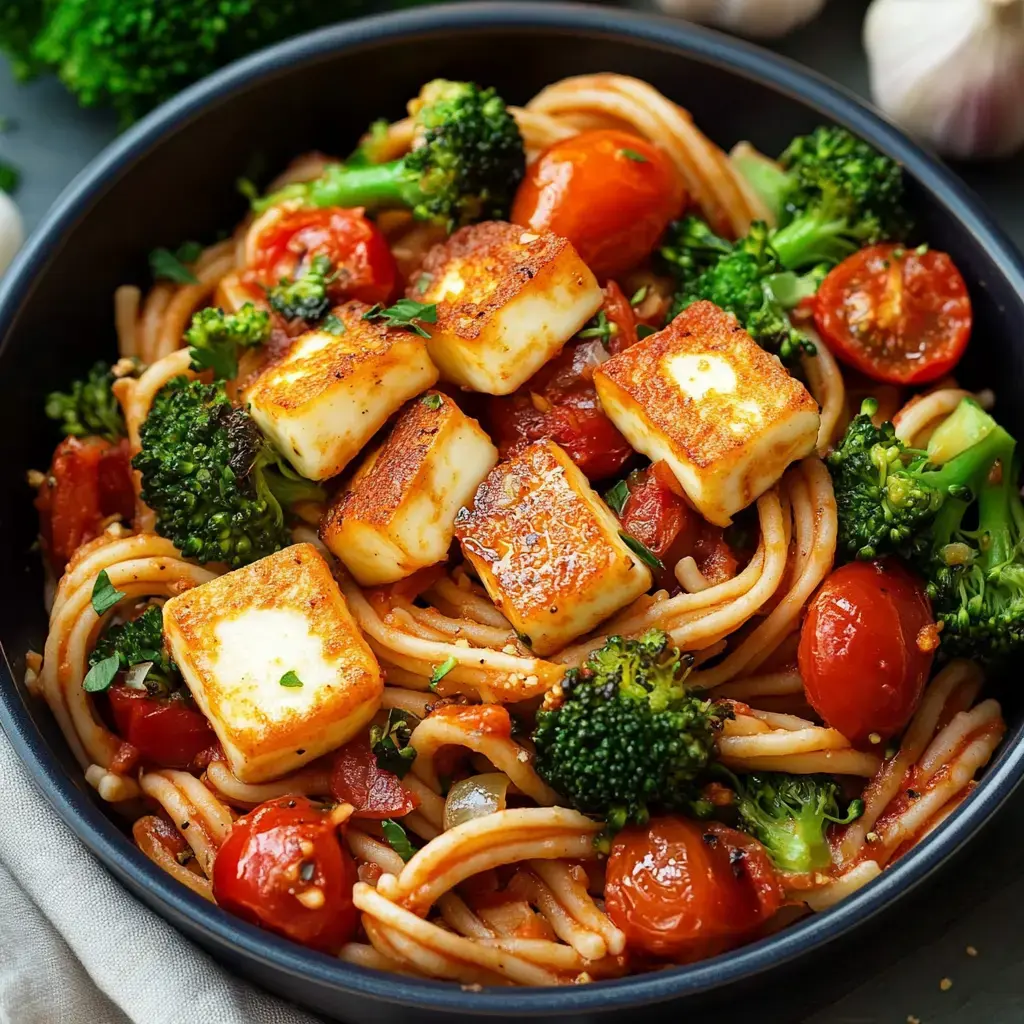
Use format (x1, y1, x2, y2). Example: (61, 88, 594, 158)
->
(866, 0, 1024, 160)
(653, 0, 827, 39)
(0, 190, 24, 277)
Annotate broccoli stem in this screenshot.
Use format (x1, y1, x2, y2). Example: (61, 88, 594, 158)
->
(730, 145, 792, 223)
(770, 210, 856, 271)
(303, 160, 417, 210)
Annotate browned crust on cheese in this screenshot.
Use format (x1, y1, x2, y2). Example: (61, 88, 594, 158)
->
(595, 300, 818, 470)
(321, 392, 457, 529)
(411, 221, 588, 342)
(163, 543, 381, 756)
(454, 440, 639, 628)
(248, 299, 432, 412)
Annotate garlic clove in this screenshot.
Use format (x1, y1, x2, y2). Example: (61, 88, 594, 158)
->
(654, 0, 828, 39)
(865, 0, 1024, 160)
(0, 190, 24, 276)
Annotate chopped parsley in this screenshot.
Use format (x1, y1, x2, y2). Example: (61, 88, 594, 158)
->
(620, 148, 648, 163)
(362, 298, 437, 339)
(421, 393, 443, 411)
(381, 819, 416, 862)
(429, 655, 458, 690)
(619, 531, 664, 571)
(604, 479, 630, 516)
(149, 242, 202, 284)
(370, 709, 418, 779)
(91, 570, 125, 616)
(321, 313, 346, 335)
(82, 654, 120, 693)
(279, 670, 304, 688)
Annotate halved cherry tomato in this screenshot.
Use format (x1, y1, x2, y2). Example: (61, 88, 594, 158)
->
(35, 436, 135, 572)
(605, 817, 783, 962)
(486, 284, 639, 481)
(512, 130, 686, 279)
(108, 685, 217, 770)
(213, 796, 358, 952)
(798, 560, 936, 744)
(330, 737, 418, 820)
(247, 206, 398, 306)
(814, 244, 972, 385)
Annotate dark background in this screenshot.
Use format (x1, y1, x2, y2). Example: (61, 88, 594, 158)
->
(2, 1, 1024, 1021)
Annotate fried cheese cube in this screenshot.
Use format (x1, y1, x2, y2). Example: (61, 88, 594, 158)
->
(412, 221, 602, 395)
(246, 300, 439, 481)
(454, 440, 652, 656)
(163, 543, 382, 783)
(320, 391, 499, 586)
(594, 301, 820, 527)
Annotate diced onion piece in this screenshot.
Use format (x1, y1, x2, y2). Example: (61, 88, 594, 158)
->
(124, 661, 153, 691)
(443, 773, 510, 831)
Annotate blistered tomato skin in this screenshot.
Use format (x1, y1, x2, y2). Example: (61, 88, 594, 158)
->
(212, 796, 358, 952)
(605, 817, 782, 962)
(798, 560, 935, 744)
(511, 130, 686, 279)
(814, 244, 972, 385)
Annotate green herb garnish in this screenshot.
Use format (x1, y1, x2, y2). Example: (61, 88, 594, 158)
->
(362, 299, 437, 339)
(149, 242, 202, 284)
(279, 670, 304, 688)
(82, 654, 120, 693)
(370, 709, 418, 779)
(604, 479, 630, 516)
(381, 819, 416, 862)
(91, 570, 125, 616)
(619, 531, 664, 571)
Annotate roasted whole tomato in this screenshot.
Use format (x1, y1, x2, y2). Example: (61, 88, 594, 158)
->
(330, 737, 418, 819)
(487, 284, 639, 480)
(511, 130, 686, 279)
(605, 817, 783, 961)
(35, 436, 135, 572)
(107, 686, 217, 771)
(814, 244, 972, 385)
(212, 796, 358, 952)
(799, 559, 936, 744)
(247, 206, 397, 306)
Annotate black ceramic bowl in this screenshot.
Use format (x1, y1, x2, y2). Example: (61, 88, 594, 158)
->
(2, 3, 1024, 1021)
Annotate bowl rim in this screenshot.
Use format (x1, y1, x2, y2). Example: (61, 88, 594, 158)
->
(3, 0, 1024, 1013)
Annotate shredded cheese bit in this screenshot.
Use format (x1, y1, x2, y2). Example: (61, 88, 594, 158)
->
(940, 977, 953, 992)
(296, 887, 325, 910)
(865, 831, 880, 844)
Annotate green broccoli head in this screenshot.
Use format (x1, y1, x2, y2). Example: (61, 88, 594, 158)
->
(829, 397, 1010, 562)
(45, 361, 129, 443)
(186, 303, 270, 380)
(532, 629, 730, 832)
(765, 126, 911, 270)
(29, 0, 345, 125)
(262, 80, 525, 230)
(267, 254, 335, 323)
(133, 377, 323, 568)
(731, 771, 863, 874)
(665, 220, 818, 363)
(0, 0, 46, 80)
(90, 605, 180, 695)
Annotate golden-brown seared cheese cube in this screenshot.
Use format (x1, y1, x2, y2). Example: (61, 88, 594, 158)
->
(412, 221, 602, 395)
(453, 440, 652, 656)
(320, 391, 499, 586)
(246, 300, 439, 481)
(594, 301, 820, 527)
(163, 543, 382, 783)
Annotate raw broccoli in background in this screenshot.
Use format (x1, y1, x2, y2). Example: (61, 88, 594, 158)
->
(726, 770, 864, 874)
(0, 0, 436, 125)
(735, 125, 911, 271)
(532, 629, 730, 834)
(259, 79, 525, 229)
(133, 377, 324, 568)
(45, 361, 128, 442)
(660, 217, 825, 363)
(829, 397, 1024, 665)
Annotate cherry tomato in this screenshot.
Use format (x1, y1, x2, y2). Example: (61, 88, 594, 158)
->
(601, 280, 641, 355)
(330, 737, 418, 820)
(798, 560, 936, 744)
(605, 818, 783, 962)
(248, 206, 397, 307)
(35, 436, 135, 572)
(814, 244, 972, 385)
(108, 686, 218, 770)
(213, 796, 358, 952)
(511, 130, 686, 279)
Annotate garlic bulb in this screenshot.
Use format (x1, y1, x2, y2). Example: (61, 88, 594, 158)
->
(653, 0, 828, 39)
(0, 189, 23, 276)
(865, 0, 1024, 160)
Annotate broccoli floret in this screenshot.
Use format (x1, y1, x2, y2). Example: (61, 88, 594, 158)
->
(185, 303, 270, 380)
(828, 397, 1009, 562)
(532, 629, 730, 832)
(27, 0, 358, 126)
(663, 218, 824, 362)
(261, 80, 525, 229)
(90, 605, 180, 695)
(736, 126, 910, 271)
(729, 771, 863, 874)
(133, 377, 324, 567)
(45, 361, 127, 442)
(266, 253, 335, 323)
